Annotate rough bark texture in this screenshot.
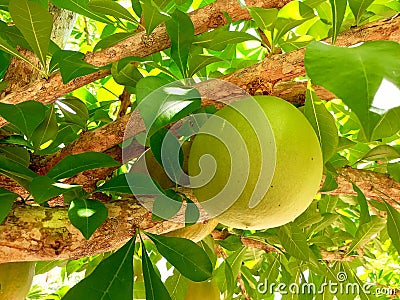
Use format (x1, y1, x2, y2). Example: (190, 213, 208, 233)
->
(0, 0, 290, 127)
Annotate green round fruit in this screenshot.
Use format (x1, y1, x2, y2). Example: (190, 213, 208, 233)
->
(0, 261, 35, 300)
(188, 96, 323, 229)
(185, 280, 220, 300)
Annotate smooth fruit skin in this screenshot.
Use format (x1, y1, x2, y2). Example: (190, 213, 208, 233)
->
(188, 96, 323, 230)
(0, 261, 35, 300)
(184, 280, 220, 300)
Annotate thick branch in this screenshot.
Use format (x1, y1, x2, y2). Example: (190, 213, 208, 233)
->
(0, 0, 290, 127)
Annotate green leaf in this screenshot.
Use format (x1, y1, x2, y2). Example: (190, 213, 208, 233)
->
(142, 0, 170, 35)
(88, 0, 137, 23)
(50, 0, 113, 24)
(52, 50, 99, 84)
(215, 247, 245, 293)
(152, 189, 182, 220)
(329, 0, 347, 43)
(30, 176, 81, 204)
(131, 0, 142, 18)
(277, 223, 310, 261)
(361, 145, 400, 161)
(383, 201, 400, 254)
(9, 0, 52, 67)
(145, 232, 213, 282)
(56, 97, 89, 129)
(46, 152, 120, 180)
(68, 199, 108, 239)
(63, 235, 135, 299)
(305, 41, 400, 140)
(217, 235, 243, 251)
(273, 1, 315, 44)
(0, 155, 37, 190)
(319, 172, 338, 192)
(95, 172, 161, 195)
(94, 31, 136, 51)
(0, 146, 30, 167)
(165, 269, 189, 300)
(347, 216, 386, 254)
(348, 0, 375, 25)
(31, 105, 59, 151)
(248, 7, 278, 32)
(0, 36, 36, 68)
(136, 78, 201, 135)
(111, 58, 143, 87)
(141, 237, 172, 300)
(0, 101, 46, 139)
(0, 188, 18, 224)
(166, 10, 193, 77)
(371, 106, 400, 140)
(193, 29, 258, 51)
(188, 54, 222, 77)
(304, 82, 338, 163)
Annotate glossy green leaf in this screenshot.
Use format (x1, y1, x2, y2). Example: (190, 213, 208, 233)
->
(347, 216, 386, 254)
(304, 82, 338, 162)
(215, 247, 245, 293)
(166, 10, 194, 77)
(277, 223, 310, 261)
(88, 0, 137, 23)
(111, 58, 143, 87)
(383, 201, 400, 254)
(352, 184, 371, 226)
(145, 232, 213, 282)
(188, 54, 221, 77)
(248, 7, 278, 31)
(0, 101, 45, 139)
(217, 235, 243, 251)
(349, 0, 375, 25)
(68, 199, 108, 239)
(94, 31, 135, 51)
(193, 29, 258, 51)
(319, 172, 338, 192)
(329, 0, 347, 43)
(361, 145, 400, 161)
(0, 146, 30, 167)
(31, 105, 59, 151)
(63, 236, 135, 299)
(9, 0, 52, 67)
(131, 0, 142, 17)
(46, 152, 120, 180)
(305, 41, 400, 140)
(52, 50, 99, 84)
(50, 0, 113, 24)
(141, 237, 172, 300)
(371, 106, 400, 140)
(30, 176, 81, 204)
(136, 78, 201, 135)
(142, 0, 170, 35)
(56, 97, 89, 129)
(273, 1, 315, 43)
(0, 188, 18, 224)
(0, 155, 37, 190)
(95, 172, 161, 195)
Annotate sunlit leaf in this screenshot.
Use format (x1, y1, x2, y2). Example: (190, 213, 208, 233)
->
(30, 176, 81, 204)
(348, 0, 375, 25)
(9, 0, 52, 67)
(46, 152, 120, 180)
(188, 54, 221, 77)
(305, 41, 400, 140)
(88, 0, 138, 23)
(0, 155, 37, 190)
(63, 235, 135, 299)
(329, 0, 347, 43)
(304, 82, 338, 162)
(142, 0, 170, 35)
(166, 10, 194, 77)
(31, 105, 59, 151)
(383, 201, 400, 254)
(68, 199, 108, 239)
(0, 146, 30, 167)
(56, 97, 89, 129)
(277, 223, 310, 261)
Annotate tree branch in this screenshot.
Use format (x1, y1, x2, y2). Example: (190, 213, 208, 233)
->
(0, 0, 290, 127)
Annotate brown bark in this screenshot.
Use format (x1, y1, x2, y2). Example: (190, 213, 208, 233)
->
(0, 188, 208, 263)
(0, 0, 290, 127)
